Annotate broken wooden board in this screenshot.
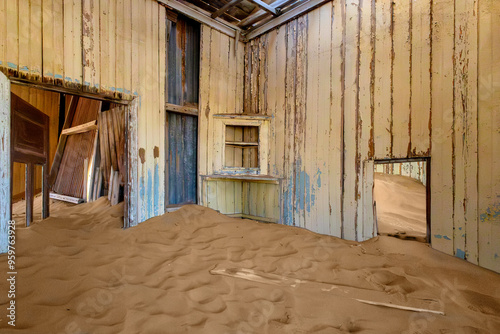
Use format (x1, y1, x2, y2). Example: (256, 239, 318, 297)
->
(49, 192, 83, 204)
(210, 267, 443, 315)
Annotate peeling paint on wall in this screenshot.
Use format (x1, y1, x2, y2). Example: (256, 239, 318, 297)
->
(479, 203, 500, 222)
(139, 148, 146, 222)
(154, 146, 160, 217)
(456, 249, 466, 259)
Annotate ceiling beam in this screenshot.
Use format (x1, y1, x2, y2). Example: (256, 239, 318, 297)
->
(237, 0, 295, 28)
(245, 0, 330, 40)
(211, 0, 244, 19)
(158, 0, 240, 38)
(247, 0, 279, 16)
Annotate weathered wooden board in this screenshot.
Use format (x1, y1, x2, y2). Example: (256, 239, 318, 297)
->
(392, 0, 411, 158)
(410, 0, 431, 156)
(0, 72, 10, 253)
(453, 0, 478, 263)
(373, 0, 392, 159)
(477, 0, 500, 273)
(329, 1, 343, 238)
(342, 0, 360, 241)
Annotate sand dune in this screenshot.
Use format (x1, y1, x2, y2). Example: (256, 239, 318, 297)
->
(374, 173, 427, 241)
(0, 198, 499, 333)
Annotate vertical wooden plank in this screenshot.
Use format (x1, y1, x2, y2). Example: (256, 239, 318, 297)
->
(305, 8, 319, 233)
(249, 39, 259, 114)
(362, 160, 374, 238)
(126, 99, 139, 227)
(42, 163, 49, 218)
(392, 0, 411, 158)
(283, 20, 297, 226)
(99, 0, 110, 92)
(410, 0, 431, 156)
(152, 1, 160, 214)
(227, 36, 236, 113)
(26, 163, 35, 226)
(53, 0, 64, 84)
(207, 29, 220, 174)
(109, 0, 117, 93)
(343, 0, 360, 240)
(454, 0, 478, 263)
(267, 28, 277, 173)
(357, 0, 374, 240)
(158, 4, 166, 208)
(373, 0, 392, 158)
(235, 39, 245, 113)
(264, 183, 274, 219)
(294, 16, 307, 229)
(63, 0, 74, 85)
(258, 34, 268, 115)
(255, 183, 265, 218)
(207, 180, 217, 209)
(216, 181, 226, 213)
(6, 0, 19, 76)
(83, 0, 100, 91)
(234, 181, 242, 214)
(225, 181, 235, 214)
(123, 0, 132, 94)
(314, 3, 332, 235)
(274, 25, 286, 179)
(42, 0, 54, 82)
(138, 0, 148, 220)
(478, 0, 500, 272)
(215, 30, 225, 116)
(0, 72, 10, 252)
(29, 0, 42, 81)
(198, 25, 211, 204)
(0, 0, 5, 69)
(115, 0, 124, 95)
(18, 0, 29, 78)
(329, 2, 343, 237)
(73, 0, 82, 85)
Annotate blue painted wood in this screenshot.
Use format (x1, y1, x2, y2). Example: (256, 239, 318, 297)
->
(167, 112, 197, 205)
(0, 72, 10, 253)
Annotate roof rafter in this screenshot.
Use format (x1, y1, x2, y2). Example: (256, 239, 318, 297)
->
(247, 0, 279, 16)
(211, 0, 245, 19)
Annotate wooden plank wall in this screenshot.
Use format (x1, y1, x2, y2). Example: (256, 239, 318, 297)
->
(198, 25, 246, 213)
(10, 84, 60, 198)
(242, 0, 500, 272)
(374, 161, 427, 186)
(0, 0, 166, 224)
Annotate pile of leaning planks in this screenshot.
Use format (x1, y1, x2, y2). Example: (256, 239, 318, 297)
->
(50, 99, 125, 206)
(98, 106, 126, 206)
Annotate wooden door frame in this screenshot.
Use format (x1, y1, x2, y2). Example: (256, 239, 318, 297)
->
(373, 157, 431, 244)
(0, 76, 140, 246)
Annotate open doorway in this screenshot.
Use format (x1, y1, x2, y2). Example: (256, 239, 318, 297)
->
(373, 158, 431, 243)
(9, 83, 131, 227)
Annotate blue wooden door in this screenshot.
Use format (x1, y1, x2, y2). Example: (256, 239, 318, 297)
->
(166, 112, 197, 205)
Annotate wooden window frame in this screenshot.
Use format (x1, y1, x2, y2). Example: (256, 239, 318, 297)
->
(213, 115, 270, 176)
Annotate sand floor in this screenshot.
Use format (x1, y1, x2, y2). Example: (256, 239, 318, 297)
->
(1, 198, 499, 333)
(12, 193, 75, 228)
(374, 173, 427, 241)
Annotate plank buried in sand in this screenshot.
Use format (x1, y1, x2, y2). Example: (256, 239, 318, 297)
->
(210, 267, 443, 315)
